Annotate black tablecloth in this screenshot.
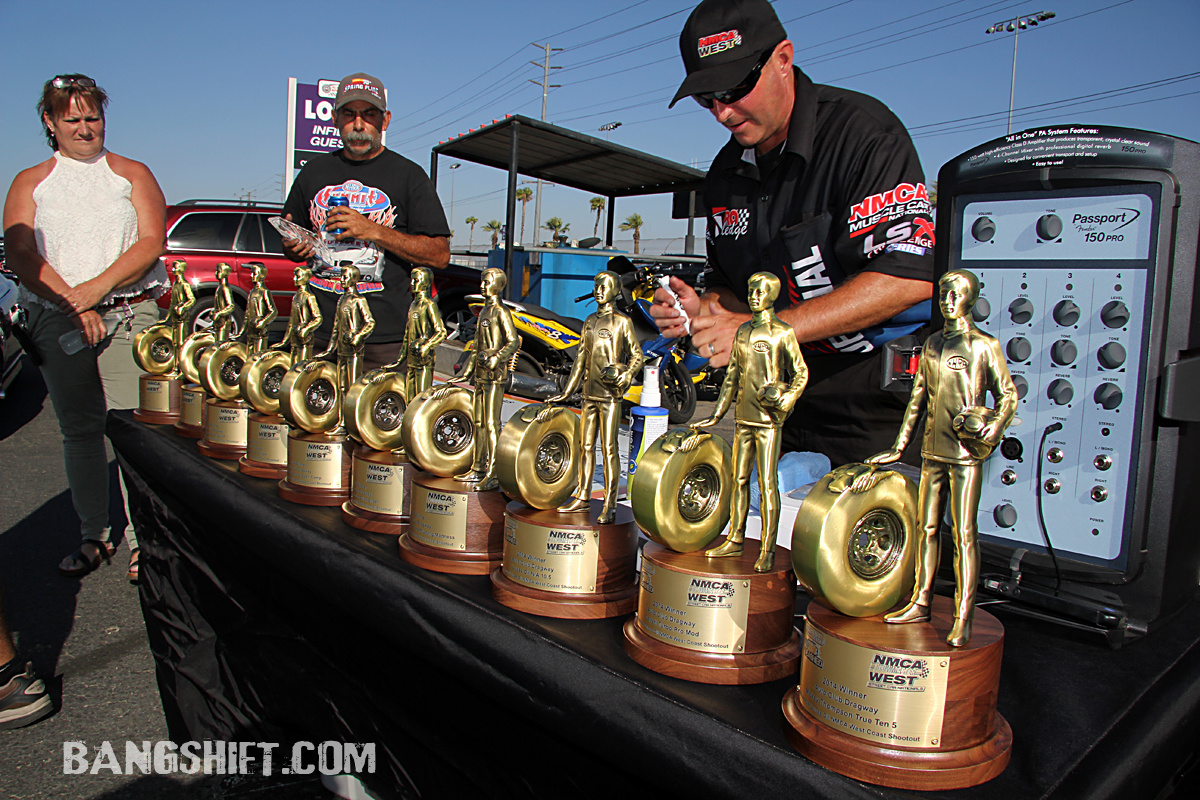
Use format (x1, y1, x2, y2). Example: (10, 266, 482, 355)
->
(108, 411, 1200, 800)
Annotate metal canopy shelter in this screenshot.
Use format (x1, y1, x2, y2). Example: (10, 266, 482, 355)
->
(430, 114, 705, 298)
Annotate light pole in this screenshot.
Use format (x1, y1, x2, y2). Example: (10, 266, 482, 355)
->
(986, 11, 1055, 135)
(447, 163, 460, 242)
(598, 121, 622, 140)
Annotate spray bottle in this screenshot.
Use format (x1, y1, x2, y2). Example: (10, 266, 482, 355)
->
(628, 362, 670, 477)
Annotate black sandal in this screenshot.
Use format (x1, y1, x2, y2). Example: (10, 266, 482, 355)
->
(58, 540, 116, 577)
(127, 549, 140, 584)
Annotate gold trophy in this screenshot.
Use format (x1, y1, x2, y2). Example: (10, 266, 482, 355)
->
(624, 272, 807, 681)
(277, 264, 371, 505)
(491, 271, 645, 619)
(174, 326, 214, 438)
(197, 263, 251, 459)
(237, 263, 291, 479)
(782, 269, 1018, 789)
(132, 259, 192, 423)
(342, 267, 447, 534)
(398, 267, 511, 574)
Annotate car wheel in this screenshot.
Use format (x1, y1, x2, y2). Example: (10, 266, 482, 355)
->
(241, 350, 292, 415)
(629, 429, 732, 552)
(133, 323, 176, 375)
(496, 404, 579, 508)
(199, 341, 249, 401)
(790, 464, 918, 617)
(190, 294, 243, 337)
(401, 385, 475, 477)
(344, 369, 407, 452)
(442, 302, 475, 342)
(661, 356, 696, 424)
(279, 359, 340, 434)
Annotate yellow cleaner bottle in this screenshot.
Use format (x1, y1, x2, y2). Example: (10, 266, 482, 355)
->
(628, 363, 670, 477)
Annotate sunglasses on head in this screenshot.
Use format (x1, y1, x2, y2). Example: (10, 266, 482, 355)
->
(693, 45, 779, 109)
(51, 75, 96, 89)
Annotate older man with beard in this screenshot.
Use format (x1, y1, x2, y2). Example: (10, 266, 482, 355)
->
(282, 73, 450, 370)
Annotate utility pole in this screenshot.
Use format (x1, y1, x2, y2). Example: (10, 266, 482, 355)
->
(529, 42, 561, 247)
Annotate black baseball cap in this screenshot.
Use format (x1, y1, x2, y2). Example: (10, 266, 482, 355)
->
(670, 0, 786, 108)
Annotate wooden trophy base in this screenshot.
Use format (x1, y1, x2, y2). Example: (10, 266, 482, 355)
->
(621, 540, 800, 685)
(278, 429, 351, 506)
(781, 596, 1011, 790)
(490, 501, 639, 620)
(342, 446, 412, 535)
(173, 384, 206, 438)
(398, 473, 507, 574)
(197, 398, 249, 460)
(133, 374, 182, 424)
(239, 413, 289, 479)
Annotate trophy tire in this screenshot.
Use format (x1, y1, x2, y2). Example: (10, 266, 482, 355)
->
(179, 331, 215, 385)
(240, 350, 292, 416)
(200, 340, 250, 401)
(496, 404, 579, 509)
(401, 385, 474, 477)
(133, 323, 176, 375)
(629, 429, 732, 553)
(279, 359, 340, 434)
(345, 369, 408, 452)
(790, 465, 918, 617)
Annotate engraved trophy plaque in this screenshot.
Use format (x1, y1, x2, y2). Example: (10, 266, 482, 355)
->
(782, 270, 1016, 789)
(174, 328, 213, 438)
(490, 271, 643, 619)
(237, 263, 292, 479)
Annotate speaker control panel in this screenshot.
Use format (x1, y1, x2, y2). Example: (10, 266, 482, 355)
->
(954, 189, 1156, 566)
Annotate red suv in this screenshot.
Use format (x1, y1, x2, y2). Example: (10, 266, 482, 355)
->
(161, 199, 480, 336)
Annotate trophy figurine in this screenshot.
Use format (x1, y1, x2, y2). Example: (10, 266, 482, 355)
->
(343, 267, 446, 534)
(278, 265, 371, 505)
(397, 267, 512, 574)
(132, 259, 193, 423)
(622, 272, 806, 682)
(237, 263, 291, 479)
(490, 271, 645, 619)
(197, 263, 252, 459)
(782, 270, 1017, 789)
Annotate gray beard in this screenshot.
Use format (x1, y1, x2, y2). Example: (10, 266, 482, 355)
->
(343, 130, 379, 150)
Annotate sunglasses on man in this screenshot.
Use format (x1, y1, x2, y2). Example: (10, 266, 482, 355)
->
(51, 75, 97, 89)
(693, 44, 780, 109)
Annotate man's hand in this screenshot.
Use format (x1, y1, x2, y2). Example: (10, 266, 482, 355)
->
(280, 214, 316, 261)
(688, 296, 748, 368)
(325, 206, 383, 244)
(864, 448, 903, 466)
(649, 276, 700, 337)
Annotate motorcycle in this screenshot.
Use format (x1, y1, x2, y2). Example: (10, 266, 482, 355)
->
(452, 257, 708, 423)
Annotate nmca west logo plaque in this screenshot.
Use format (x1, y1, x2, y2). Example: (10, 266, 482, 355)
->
(866, 654, 931, 692)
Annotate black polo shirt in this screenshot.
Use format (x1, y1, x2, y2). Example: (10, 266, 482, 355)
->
(703, 68, 934, 356)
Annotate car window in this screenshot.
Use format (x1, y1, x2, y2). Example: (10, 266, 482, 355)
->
(168, 212, 243, 251)
(257, 214, 285, 255)
(235, 215, 263, 253)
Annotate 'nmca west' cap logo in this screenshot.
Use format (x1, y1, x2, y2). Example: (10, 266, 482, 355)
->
(698, 29, 742, 58)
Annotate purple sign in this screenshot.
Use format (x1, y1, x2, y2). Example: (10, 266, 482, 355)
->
(293, 79, 343, 169)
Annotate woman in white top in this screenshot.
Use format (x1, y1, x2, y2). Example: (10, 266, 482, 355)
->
(2, 75, 168, 581)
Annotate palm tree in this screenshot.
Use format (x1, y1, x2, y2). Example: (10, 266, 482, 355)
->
(465, 216, 478, 251)
(483, 219, 502, 250)
(619, 213, 644, 254)
(516, 188, 533, 244)
(590, 196, 606, 237)
(543, 217, 569, 246)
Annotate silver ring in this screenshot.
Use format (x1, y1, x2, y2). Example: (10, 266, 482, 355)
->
(708, 343, 716, 356)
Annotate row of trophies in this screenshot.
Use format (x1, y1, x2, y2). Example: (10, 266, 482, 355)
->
(132, 261, 1016, 790)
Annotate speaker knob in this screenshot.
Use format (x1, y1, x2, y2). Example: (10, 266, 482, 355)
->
(1036, 214, 1063, 240)
(1053, 300, 1081, 326)
(1097, 341, 1126, 369)
(1012, 374, 1029, 399)
(993, 503, 1018, 528)
(1007, 337, 1032, 363)
(1047, 378, 1074, 405)
(972, 297, 992, 322)
(1101, 301, 1130, 328)
(972, 217, 996, 242)
(1094, 383, 1122, 410)
(1050, 339, 1077, 366)
(1009, 298, 1035, 324)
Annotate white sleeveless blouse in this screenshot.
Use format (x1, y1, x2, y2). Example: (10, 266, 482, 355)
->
(26, 149, 167, 308)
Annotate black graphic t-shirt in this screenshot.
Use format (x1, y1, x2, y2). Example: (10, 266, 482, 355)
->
(283, 148, 450, 342)
(703, 68, 934, 356)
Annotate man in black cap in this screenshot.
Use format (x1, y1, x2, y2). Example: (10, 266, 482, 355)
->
(652, 0, 935, 467)
(283, 72, 451, 370)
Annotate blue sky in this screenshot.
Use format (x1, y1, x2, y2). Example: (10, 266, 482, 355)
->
(3, 0, 1197, 250)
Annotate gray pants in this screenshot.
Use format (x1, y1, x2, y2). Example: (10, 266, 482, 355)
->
(25, 299, 160, 549)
